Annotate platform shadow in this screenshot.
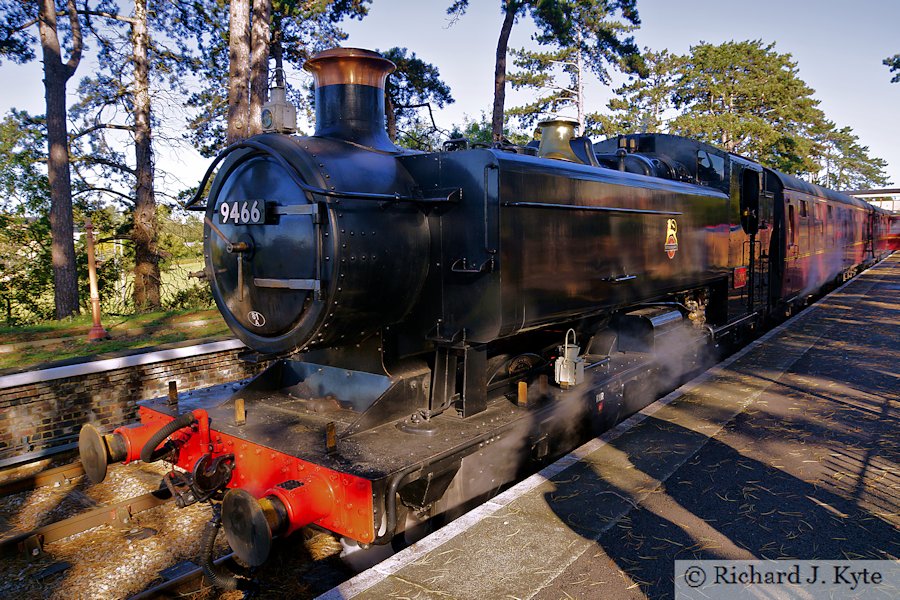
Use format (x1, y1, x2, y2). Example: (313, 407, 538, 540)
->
(541, 407, 898, 599)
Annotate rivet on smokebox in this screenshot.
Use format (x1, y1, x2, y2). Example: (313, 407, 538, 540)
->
(234, 398, 246, 426)
(325, 422, 338, 455)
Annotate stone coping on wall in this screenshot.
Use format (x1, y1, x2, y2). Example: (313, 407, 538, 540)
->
(0, 339, 245, 391)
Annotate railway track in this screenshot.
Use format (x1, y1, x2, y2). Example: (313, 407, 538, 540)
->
(127, 553, 235, 600)
(0, 461, 86, 497)
(0, 456, 236, 598)
(0, 488, 172, 558)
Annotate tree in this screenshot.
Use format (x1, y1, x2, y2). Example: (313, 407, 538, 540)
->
(812, 124, 890, 190)
(0, 111, 125, 323)
(0, 111, 54, 322)
(589, 48, 674, 137)
(68, 1, 168, 311)
(227, 0, 252, 144)
(448, 0, 641, 141)
(448, 113, 531, 147)
(886, 54, 900, 83)
(0, 0, 84, 318)
(71, 1, 202, 311)
(378, 47, 454, 144)
(180, 0, 371, 156)
(130, 0, 159, 310)
(507, 46, 586, 130)
(249, 0, 272, 137)
(668, 40, 827, 175)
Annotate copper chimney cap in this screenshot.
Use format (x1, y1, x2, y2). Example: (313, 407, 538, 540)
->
(304, 48, 396, 89)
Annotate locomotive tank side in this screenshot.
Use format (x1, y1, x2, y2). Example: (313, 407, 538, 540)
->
(202, 50, 430, 355)
(397, 149, 730, 344)
(493, 154, 730, 337)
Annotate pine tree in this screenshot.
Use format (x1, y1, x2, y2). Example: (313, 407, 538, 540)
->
(507, 46, 586, 130)
(70, 1, 202, 311)
(812, 124, 890, 190)
(669, 40, 827, 174)
(228, 0, 252, 144)
(589, 48, 673, 138)
(448, 0, 641, 142)
(0, 0, 84, 318)
(886, 54, 900, 83)
(178, 0, 370, 156)
(378, 47, 454, 146)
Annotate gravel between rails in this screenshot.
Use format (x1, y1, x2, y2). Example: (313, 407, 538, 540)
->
(0, 461, 225, 599)
(0, 460, 353, 600)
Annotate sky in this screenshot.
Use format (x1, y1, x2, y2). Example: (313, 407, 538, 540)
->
(1, 0, 898, 191)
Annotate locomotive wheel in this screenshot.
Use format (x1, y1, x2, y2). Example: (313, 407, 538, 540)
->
(486, 353, 544, 385)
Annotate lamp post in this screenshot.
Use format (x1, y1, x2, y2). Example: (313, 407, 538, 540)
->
(85, 218, 110, 342)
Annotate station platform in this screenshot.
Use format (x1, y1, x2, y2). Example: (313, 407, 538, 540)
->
(322, 253, 899, 600)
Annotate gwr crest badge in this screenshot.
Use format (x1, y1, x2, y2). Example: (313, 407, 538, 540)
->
(665, 219, 678, 259)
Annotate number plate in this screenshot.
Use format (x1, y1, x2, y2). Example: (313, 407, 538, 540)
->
(218, 200, 266, 225)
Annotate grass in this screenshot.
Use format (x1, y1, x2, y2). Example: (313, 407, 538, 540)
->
(0, 307, 231, 372)
(0, 308, 225, 343)
(0, 256, 238, 372)
(98, 257, 206, 316)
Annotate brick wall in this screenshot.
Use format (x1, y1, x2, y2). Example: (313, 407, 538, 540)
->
(0, 346, 269, 462)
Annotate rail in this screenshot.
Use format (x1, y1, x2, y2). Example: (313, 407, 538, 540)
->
(0, 461, 85, 497)
(0, 490, 171, 558)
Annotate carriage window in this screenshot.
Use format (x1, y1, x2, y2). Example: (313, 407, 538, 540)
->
(788, 204, 796, 246)
(800, 200, 808, 218)
(697, 150, 725, 185)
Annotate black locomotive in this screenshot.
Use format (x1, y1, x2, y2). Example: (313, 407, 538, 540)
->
(78, 48, 893, 577)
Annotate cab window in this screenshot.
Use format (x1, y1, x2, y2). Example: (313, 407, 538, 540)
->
(697, 150, 725, 186)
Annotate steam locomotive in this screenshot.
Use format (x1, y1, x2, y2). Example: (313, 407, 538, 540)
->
(78, 48, 894, 580)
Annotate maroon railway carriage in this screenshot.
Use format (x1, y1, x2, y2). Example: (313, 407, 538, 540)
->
(765, 170, 894, 310)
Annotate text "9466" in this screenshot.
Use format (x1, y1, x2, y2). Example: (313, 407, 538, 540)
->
(219, 200, 264, 225)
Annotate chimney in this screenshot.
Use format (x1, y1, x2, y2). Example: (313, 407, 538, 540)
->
(304, 48, 396, 152)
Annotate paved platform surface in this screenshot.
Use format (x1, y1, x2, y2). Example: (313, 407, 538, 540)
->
(323, 253, 899, 600)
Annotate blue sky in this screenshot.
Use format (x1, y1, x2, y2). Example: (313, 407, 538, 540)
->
(341, 0, 899, 186)
(1, 0, 897, 189)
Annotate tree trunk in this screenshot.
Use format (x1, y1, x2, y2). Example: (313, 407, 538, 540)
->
(271, 16, 284, 87)
(575, 43, 584, 134)
(248, 0, 271, 136)
(131, 0, 160, 311)
(38, 0, 82, 319)
(385, 85, 397, 141)
(491, 1, 518, 142)
(228, 0, 251, 144)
